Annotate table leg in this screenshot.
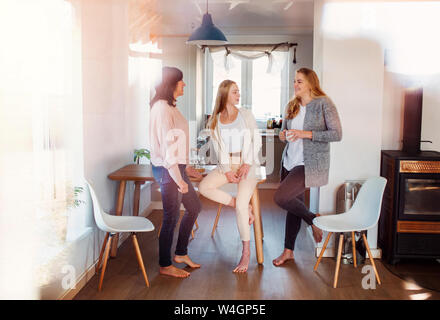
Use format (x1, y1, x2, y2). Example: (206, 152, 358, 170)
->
(133, 181, 144, 216)
(111, 180, 126, 258)
(251, 187, 264, 264)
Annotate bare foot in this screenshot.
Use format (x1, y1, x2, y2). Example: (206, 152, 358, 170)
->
(272, 248, 294, 267)
(248, 204, 255, 225)
(174, 255, 201, 268)
(233, 241, 250, 273)
(159, 265, 190, 278)
(312, 225, 323, 243)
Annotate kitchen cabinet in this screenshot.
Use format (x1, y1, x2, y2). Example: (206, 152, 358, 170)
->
(260, 133, 285, 183)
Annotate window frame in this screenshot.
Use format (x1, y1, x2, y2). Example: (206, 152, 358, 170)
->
(203, 47, 292, 121)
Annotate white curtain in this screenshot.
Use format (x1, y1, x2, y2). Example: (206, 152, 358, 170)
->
(207, 43, 292, 73)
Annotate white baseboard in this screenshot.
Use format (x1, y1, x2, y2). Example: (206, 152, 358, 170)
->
(58, 261, 98, 300)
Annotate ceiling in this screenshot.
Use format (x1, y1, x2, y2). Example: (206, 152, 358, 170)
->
(154, 0, 314, 36)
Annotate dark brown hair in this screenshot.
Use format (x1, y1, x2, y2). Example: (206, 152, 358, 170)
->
(150, 67, 183, 108)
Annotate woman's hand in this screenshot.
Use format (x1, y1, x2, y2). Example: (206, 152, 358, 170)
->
(177, 179, 188, 194)
(185, 165, 203, 180)
(236, 164, 250, 181)
(286, 129, 313, 142)
(279, 129, 287, 142)
(225, 171, 240, 184)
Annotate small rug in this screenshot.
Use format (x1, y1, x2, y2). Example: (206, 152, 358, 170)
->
(382, 258, 440, 293)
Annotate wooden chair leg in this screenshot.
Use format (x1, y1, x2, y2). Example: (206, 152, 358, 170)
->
(211, 204, 223, 237)
(96, 232, 109, 273)
(189, 218, 199, 240)
(98, 234, 113, 291)
(362, 233, 381, 285)
(314, 232, 332, 271)
(333, 233, 344, 288)
(352, 231, 357, 268)
(190, 219, 198, 240)
(157, 222, 162, 239)
(132, 233, 150, 287)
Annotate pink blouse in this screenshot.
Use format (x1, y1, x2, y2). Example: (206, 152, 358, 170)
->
(149, 100, 189, 182)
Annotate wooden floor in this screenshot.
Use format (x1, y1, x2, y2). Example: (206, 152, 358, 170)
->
(74, 189, 440, 300)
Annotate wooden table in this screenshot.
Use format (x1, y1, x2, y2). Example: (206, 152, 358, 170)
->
(108, 164, 155, 257)
(108, 164, 267, 264)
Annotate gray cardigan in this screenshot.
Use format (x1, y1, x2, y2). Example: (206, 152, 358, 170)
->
(281, 96, 342, 187)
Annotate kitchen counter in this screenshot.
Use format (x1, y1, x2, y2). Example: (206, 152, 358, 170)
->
(260, 129, 281, 137)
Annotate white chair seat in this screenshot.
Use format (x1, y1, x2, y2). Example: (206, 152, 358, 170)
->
(313, 210, 372, 233)
(102, 213, 155, 233)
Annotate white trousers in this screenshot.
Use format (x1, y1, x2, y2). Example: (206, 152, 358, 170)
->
(199, 163, 258, 241)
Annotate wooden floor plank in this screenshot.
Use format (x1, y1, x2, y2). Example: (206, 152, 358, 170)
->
(74, 189, 440, 300)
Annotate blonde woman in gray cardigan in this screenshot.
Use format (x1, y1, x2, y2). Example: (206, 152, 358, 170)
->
(199, 80, 262, 273)
(272, 68, 342, 267)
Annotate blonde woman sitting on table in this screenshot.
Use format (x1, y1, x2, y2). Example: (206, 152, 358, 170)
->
(198, 80, 262, 273)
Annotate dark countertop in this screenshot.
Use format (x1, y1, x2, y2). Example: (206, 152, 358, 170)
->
(382, 150, 440, 160)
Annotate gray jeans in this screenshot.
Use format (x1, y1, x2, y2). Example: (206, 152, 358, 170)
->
(273, 165, 316, 250)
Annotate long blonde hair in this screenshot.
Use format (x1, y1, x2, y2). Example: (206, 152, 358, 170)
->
(207, 80, 237, 130)
(286, 68, 326, 119)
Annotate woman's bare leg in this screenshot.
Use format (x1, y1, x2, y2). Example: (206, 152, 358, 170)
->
(312, 213, 323, 243)
(159, 265, 190, 278)
(233, 241, 251, 273)
(173, 255, 201, 268)
(272, 248, 294, 267)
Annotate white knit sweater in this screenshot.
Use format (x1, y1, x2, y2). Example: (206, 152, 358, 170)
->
(210, 108, 262, 173)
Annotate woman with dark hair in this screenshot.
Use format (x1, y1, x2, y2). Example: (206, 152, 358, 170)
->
(272, 67, 342, 266)
(149, 66, 202, 278)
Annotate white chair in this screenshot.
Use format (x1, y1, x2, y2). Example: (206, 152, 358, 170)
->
(87, 181, 155, 291)
(313, 176, 387, 288)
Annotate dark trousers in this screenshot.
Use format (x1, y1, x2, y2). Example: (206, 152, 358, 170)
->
(273, 165, 316, 250)
(152, 164, 201, 267)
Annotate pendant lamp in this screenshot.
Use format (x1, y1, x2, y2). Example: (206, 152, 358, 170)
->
(187, 0, 228, 45)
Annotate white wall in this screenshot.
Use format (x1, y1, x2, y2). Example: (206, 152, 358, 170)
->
(382, 72, 440, 152)
(82, 0, 151, 224)
(381, 71, 405, 150)
(39, 0, 152, 299)
(314, 0, 440, 253)
(155, 37, 198, 149)
(313, 1, 385, 250)
(421, 74, 440, 152)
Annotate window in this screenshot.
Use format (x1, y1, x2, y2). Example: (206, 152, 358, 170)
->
(206, 48, 290, 120)
(0, 0, 84, 292)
